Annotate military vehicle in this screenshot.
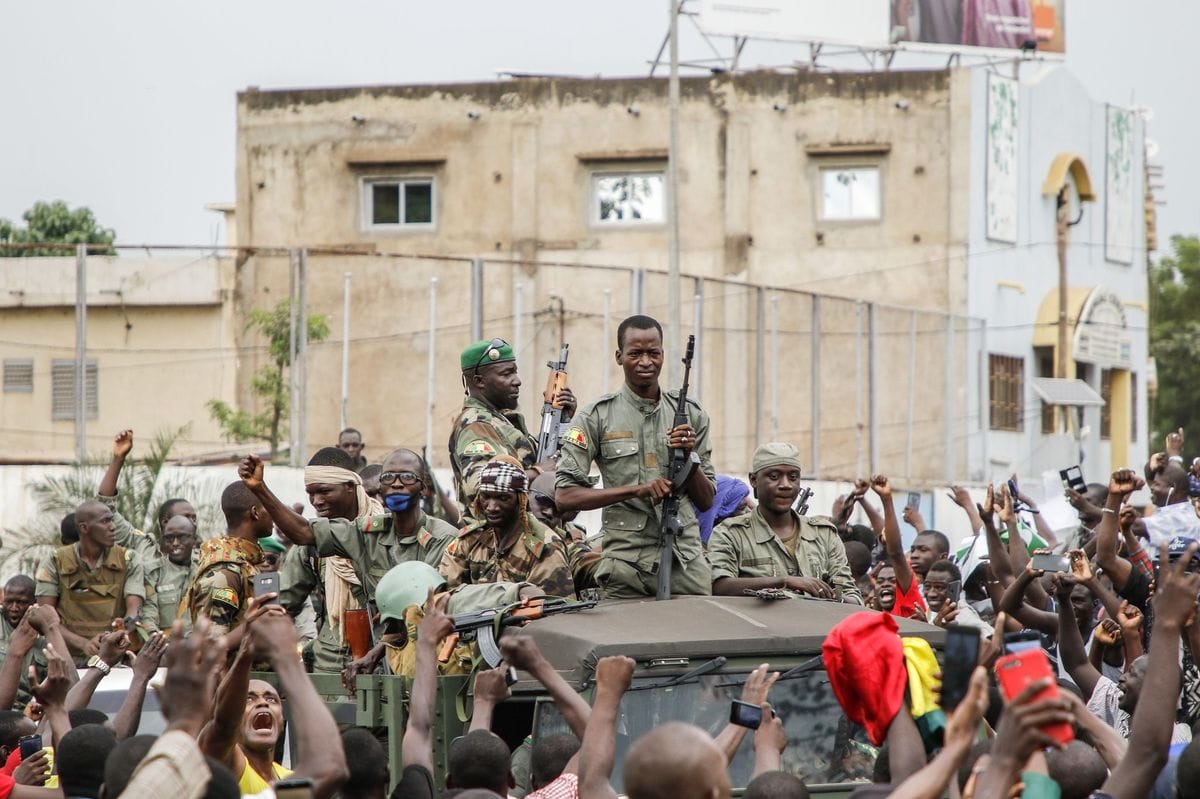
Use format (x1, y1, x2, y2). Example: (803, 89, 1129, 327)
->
(259, 595, 944, 797)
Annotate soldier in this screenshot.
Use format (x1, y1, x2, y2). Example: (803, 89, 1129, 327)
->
(529, 471, 599, 594)
(35, 500, 145, 663)
(140, 513, 198, 632)
(338, 427, 369, 473)
(556, 314, 715, 599)
(448, 338, 576, 507)
(183, 481, 273, 644)
(440, 457, 575, 597)
(708, 442, 862, 604)
(241, 448, 457, 636)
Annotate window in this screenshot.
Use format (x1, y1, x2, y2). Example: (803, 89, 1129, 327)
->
(3, 359, 32, 393)
(51, 360, 97, 421)
(1034, 346, 1054, 434)
(989, 354, 1024, 432)
(819, 167, 881, 221)
(363, 178, 434, 228)
(592, 172, 666, 225)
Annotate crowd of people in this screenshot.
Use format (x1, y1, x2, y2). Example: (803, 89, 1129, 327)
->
(0, 312, 1194, 799)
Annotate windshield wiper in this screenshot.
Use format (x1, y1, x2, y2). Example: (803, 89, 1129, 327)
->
(715, 654, 825, 689)
(626, 656, 728, 692)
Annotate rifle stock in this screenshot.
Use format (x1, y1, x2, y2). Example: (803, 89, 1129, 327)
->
(657, 334, 696, 601)
(537, 343, 570, 459)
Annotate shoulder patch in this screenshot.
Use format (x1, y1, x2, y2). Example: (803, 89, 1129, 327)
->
(806, 515, 839, 530)
(563, 427, 588, 448)
(462, 440, 497, 456)
(210, 587, 238, 607)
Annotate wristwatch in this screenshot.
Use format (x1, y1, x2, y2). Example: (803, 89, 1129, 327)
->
(86, 655, 111, 676)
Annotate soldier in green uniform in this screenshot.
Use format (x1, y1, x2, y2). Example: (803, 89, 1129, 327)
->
(708, 442, 862, 604)
(183, 481, 273, 645)
(556, 315, 716, 599)
(529, 471, 599, 594)
(441, 457, 575, 597)
(140, 514, 199, 632)
(242, 448, 457, 640)
(35, 500, 145, 663)
(0, 578, 70, 709)
(449, 338, 576, 507)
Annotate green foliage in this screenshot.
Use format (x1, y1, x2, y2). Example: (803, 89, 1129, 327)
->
(0, 200, 116, 256)
(208, 300, 330, 458)
(1149, 235, 1200, 440)
(0, 426, 223, 580)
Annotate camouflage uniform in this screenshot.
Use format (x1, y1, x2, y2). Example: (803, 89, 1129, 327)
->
(448, 396, 538, 506)
(708, 509, 863, 604)
(184, 537, 263, 636)
(439, 512, 575, 598)
(554, 522, 600, 594)
(555, 384, 715, 599)
(142, 557, 197, 631)
(35, 543, 145, 661)
(0, 617, 46, 710)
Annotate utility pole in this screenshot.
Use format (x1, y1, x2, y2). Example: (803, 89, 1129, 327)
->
(666, 0, 682, 385)
(74, 244, 87, 462)
(1055, 187, 1070, 433)
(340, 272, 351, 431)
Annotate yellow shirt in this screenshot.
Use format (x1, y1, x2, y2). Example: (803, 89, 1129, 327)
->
(237, 759, 291, 795)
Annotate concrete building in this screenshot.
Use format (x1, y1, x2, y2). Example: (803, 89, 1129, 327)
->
(223, 65, 1147, 485)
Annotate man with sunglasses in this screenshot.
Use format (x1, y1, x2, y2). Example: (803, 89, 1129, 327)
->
(449, 338, 576, 510)
(240, 448, 457, 641)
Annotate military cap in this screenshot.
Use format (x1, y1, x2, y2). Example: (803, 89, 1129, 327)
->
(460, 338, 515, 371)
(751, 442, 802, 473)
(259, 536, 286, 555)
(376, 561, 446, 622)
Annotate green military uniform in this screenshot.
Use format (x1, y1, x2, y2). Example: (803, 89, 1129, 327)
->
(0, 617, 47, 710)
(449, 395, 539, 507)
(553, 522, 600, 594)
(35, 543, 144, 661)
(279, 544, 351, 675)
(708, 509, 863, 604)
(439, 513, 575, 598)
(184, 537, 263, 636)
(556, 384, 715, 599)
(142, 556, 197, 631)
(307, 511, 456, 639)
(94, 492, 160, 562)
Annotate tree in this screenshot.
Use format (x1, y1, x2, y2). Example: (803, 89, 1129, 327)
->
(0, 200, 116, 256)
(0, 426, 222, 580)
(1148, 234, 1200, 441)
(207, 300, 330, 459)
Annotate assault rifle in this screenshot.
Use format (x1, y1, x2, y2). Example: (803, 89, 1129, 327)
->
(436, 595, 597, 668)
(536, 343, 570, 460)
(657, 335, 698, 601)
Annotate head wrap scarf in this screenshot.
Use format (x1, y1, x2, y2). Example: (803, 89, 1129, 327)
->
(472, 456, 531, 536)
(697, 475, 751, 545)
(304, 465, 385, 640)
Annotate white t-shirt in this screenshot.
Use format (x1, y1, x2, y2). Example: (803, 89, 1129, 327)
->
(1087, 674, 1192, 744)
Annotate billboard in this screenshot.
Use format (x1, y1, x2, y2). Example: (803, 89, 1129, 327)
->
(891, 0, 1065, 55)
(695, 0, 890, 47)
(985, 73, 1019, 243)
(1104, 106, 1135, 264)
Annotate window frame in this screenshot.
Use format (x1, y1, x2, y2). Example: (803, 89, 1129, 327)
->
(589, 169, 668, 228)
(3, 359, 33, 394)
(50, 359, 98, 421)
(988, 354, 1025, 433)
(817, 164, 883, 223)
(360, 175, 437, 231)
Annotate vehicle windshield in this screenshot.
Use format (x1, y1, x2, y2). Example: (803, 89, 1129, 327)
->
(533, 669, 877, 791)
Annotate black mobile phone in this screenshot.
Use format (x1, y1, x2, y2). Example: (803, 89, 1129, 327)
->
(1003, 630, 1042, 655)
(18, 734, 41, 759)
(504, 666, 518, 687)
(1030, 553, 1070, 573)
(906, 492, 920, 511)
(1007, 478, 1020, 500)
(729, 699, 763, 730)
(1059, 466, 1086, 493)
(940, 625, 981, 711)
(252, 571, 280, 604)
(273, 778, 315, 799)
(946, 580, 962, 606)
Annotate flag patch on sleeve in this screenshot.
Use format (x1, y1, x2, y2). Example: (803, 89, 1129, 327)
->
(564, 427, 588, 448)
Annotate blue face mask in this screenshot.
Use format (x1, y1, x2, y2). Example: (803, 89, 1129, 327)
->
(384, 492, 418, 513)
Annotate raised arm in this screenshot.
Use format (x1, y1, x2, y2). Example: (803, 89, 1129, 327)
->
(468, 667, 511, 733)
(65, 629, 130, 711)
(0, 614, 40, 711)
(949, 485, 983, 535)
(1094, 470, 1140, 591)
(889, 666, 988, 799)
(99, 429, 133, 498)
(238, 454, 315, 546)
(501, 635, 591, 740)
(750, 703, 787, 779)
(198, 629, 255, 767)
(713, 663, 779, 765)
(112, 632, 166, 740)
(871, 475, 913, 594)
(579, 656, 632, 799)
(29, 642, 73, 752)
(1053, 575, 1100, 701)
(403, 591, 454, 772)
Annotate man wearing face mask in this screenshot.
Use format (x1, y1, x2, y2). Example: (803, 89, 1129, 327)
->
(243, 449, 457, 639)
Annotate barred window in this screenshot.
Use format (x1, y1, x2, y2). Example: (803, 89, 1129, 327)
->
(989, 354, 1024, 432)
(51, 360, 98, 421)
(3, 360, 33, 393)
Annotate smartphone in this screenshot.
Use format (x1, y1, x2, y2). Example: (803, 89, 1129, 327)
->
(946, 580, 962, 606)
(273, 778, 315, 799)
(1060, 466, 1086, 493)
(906, 492, 921, 511)
(17, 734, 41, 759)
(940, 625, 981, 711)
(505, 666, 519, 687)
(252, 571, 280, 605)
(1007, 478, 1020, 500)
(1003, 630, 1043, 655)
(994, 650, 1074, 745)
(729, 699, 763, 730)
(1030, 553, 1070, 573)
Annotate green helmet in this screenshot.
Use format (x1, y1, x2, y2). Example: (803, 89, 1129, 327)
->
(375, 561, 445, 623)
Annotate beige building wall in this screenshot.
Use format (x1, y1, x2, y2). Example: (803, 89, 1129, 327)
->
(0, 256, 240, 462)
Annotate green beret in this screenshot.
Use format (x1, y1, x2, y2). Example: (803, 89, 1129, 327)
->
(751, 442, 802, 473)
(460, 338, 515, 371)
(259, 536, 286, 555)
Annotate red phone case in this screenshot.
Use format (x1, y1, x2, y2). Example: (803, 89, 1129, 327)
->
(994, 650, 1074, 746)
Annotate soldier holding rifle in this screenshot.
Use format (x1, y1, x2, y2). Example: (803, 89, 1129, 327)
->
(555, 315, 716, 599)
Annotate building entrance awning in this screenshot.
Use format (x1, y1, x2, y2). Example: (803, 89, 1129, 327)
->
(1030, 377, 1105, 408)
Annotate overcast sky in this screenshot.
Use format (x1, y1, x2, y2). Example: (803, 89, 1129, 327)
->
(1, 1, 1195, 254)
